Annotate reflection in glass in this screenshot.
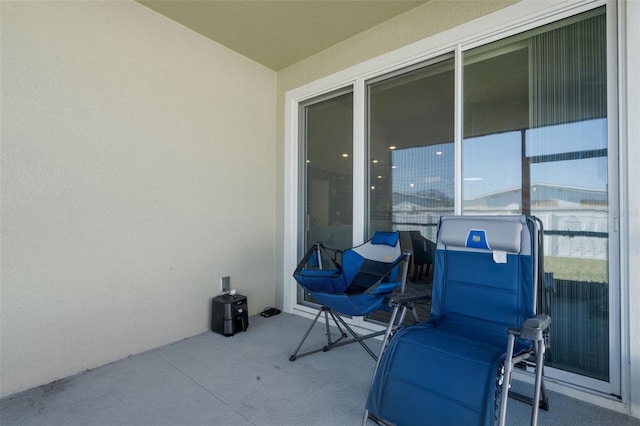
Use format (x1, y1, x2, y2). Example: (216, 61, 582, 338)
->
(462, 8, 609, 380)
(463, 131, 522, 213)
(303, 91, 354, 251)
(391, 143, 454, 241)
(300, 91, 353, 306)
(366, 58, 454, 324)
(367, 58, 455, 244)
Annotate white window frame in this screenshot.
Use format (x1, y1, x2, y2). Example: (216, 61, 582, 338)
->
(284, 0, 631, 412)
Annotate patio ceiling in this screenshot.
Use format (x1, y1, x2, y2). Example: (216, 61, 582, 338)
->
(137, 0, 428, 71)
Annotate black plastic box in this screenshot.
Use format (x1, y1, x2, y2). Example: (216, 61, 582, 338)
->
(211, 294, 248, 336)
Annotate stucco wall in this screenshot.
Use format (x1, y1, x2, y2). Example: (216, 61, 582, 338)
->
(623, 0, 640, 418)
(1, 0, 276, 397)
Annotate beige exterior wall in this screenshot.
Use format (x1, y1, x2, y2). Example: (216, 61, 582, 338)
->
(1, 1, 276, 397)
(623, 0, 640, 418)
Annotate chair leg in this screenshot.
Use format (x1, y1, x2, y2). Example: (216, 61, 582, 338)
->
(499, 337, 548, 426)
(530, 340, 547, 426)
(364, 305, 401, 426)
(539, 366, 549, 411)
(331, 312, 378, 359)
(499, 334, 517, 426)
(325, 309, 348, 347)
(289, 307, 323, 361)
(289, 306, 346, 361)
(408, 304, 421, 323)
(372, 305, 401, 379)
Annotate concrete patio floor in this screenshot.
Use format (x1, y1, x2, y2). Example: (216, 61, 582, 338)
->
(1, 313, 638, 426)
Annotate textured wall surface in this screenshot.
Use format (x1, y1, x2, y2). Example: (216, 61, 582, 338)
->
(1, 0, 276, 397)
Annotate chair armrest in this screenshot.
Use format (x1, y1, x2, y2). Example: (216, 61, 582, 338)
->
(387, 293, 430, 305)
(509, 314, 551, 341)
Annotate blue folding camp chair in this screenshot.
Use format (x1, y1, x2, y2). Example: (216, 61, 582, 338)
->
(365, 215, 550, 426)
(290, 231, 424, 362)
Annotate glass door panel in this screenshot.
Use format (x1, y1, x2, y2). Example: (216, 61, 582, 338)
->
(462, 8, 612, 383)
(365, 58, 455, 323)
(298, 91, 353, 305)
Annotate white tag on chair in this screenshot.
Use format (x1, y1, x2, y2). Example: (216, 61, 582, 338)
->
(493, 250, 507, 264)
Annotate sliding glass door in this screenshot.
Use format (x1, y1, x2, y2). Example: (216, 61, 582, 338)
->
(462, 8, 613, 385)
(293, 4, 617, 394)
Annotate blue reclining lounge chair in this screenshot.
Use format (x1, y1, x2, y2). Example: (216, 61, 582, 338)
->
(290, 231, 423, 362)
(365, 215, 550, 426)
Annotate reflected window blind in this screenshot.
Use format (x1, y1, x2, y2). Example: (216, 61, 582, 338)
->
(530, 13, 607, 128)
